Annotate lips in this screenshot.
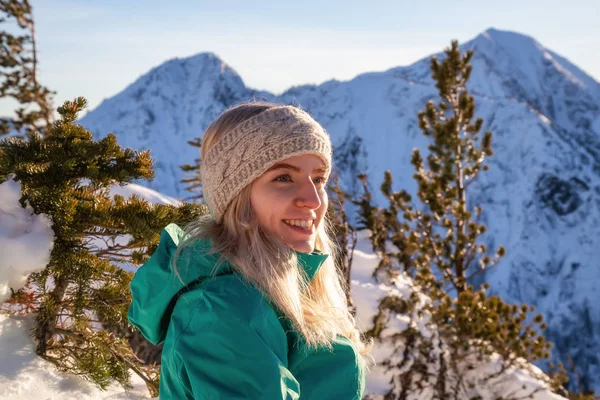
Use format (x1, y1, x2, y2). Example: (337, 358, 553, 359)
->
(282, 219, 314, 229)
(282, 220, 314, 235)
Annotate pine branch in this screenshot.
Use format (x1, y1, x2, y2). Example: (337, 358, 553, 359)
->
(107, 345, 159, 396)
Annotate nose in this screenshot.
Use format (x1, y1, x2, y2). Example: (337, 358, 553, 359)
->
(295, 177, 321, 209)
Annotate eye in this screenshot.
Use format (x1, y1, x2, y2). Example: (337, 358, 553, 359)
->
(274, 174, 292, 183)
(272, 174, 328, 185)
(314, 176, 328, 185)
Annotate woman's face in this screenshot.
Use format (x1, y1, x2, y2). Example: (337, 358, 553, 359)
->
(250, 154, 329, 254)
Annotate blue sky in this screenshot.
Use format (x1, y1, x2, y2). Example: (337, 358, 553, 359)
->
(2, 0, 598, 116)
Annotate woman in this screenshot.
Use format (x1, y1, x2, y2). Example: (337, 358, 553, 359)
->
(128, 102, 370, 399)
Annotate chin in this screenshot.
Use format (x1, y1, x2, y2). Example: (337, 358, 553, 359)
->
(285, 240, 315, 254)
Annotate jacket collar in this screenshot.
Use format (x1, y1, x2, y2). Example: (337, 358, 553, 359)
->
(199, 247, 330, 283)
(193, 242, 329, 282)
(296, 250, 329, 282)
(189, 239, 329, 283)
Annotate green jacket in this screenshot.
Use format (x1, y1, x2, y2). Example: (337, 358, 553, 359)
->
(128, 223, 365, 399)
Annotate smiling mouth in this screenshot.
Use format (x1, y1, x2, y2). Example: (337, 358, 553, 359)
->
(283, 219, 314, 228)
(282, 220, 315, 235)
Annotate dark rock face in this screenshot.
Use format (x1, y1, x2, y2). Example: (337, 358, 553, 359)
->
(535, 174, 584, 216)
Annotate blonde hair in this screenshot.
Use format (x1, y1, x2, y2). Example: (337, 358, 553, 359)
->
(174, 100, 371, 360)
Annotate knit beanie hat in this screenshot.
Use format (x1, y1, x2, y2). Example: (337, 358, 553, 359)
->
(201, 105, 333, 223)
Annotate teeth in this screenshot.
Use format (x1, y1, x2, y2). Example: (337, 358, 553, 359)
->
(283, 219, 313, 229)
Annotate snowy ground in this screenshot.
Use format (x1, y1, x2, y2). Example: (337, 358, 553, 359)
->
(0, 179, 54, 304)
(0, 314, 151, 400)
(0, 179, 567, 399)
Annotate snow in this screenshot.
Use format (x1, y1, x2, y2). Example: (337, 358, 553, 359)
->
(0, 181, 183, 399)
(0, 175, 569, 399)
(0, 178, 54, 303)
(109, 183, 181, 206)
(0, 180, 158, 399)
(0, 314, 151, 400)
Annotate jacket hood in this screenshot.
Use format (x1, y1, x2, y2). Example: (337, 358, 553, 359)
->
(128, 223, 329, 345)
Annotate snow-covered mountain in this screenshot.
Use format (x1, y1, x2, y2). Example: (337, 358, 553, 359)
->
(79, 28, 600, 392)
(80, 53, 272, 196)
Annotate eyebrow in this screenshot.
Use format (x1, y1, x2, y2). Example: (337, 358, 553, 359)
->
(267, 162, 328, 174)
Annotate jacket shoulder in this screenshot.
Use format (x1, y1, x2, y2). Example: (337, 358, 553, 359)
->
(161, 273, 299, 399)
(128, 223, 225, 345)
(172, 273, 281, 333)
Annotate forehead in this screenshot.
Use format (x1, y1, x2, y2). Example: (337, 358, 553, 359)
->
(266, 154, 329, 173)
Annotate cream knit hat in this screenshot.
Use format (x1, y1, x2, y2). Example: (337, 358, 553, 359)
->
(201, 105, 333, 223)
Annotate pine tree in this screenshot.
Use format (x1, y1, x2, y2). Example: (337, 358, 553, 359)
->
(354, 41, 589, 399)
(326, 172, 358, 315)
(0, 97, 205, 396)
(179, 137, 204, 201)
(0, 0, 53, 136)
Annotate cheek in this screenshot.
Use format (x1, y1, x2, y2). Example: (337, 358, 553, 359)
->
(250, 191, 266, 223)
(250, 185, 281, 225)
(317, 190, 328, 220)
(249, 185, 264, 220)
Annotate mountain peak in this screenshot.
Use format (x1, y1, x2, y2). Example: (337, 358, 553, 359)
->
(134, 51, 244, 93)
(468, 28, 545, 62)
(480, 27, 539, 45)
(83, 50, 253, 130)
(161, 52, 230, 74)
(459, 28, 600, 118)
(467, 28, 598, 93)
